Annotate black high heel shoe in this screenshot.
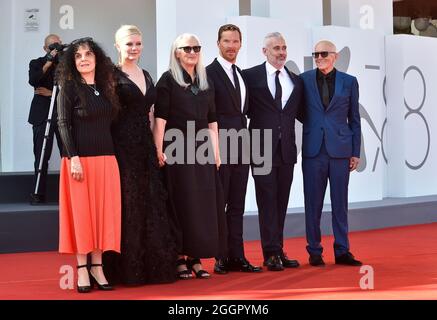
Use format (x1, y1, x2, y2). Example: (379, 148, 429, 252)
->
(76, 265, 92, 293)
(176, 258, 193, 280)
(89, 264, 113, 291)
(186, 258, 210, 279)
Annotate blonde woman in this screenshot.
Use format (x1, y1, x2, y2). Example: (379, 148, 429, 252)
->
(154, 33, 226, 279)
(103, 25, 177, 285)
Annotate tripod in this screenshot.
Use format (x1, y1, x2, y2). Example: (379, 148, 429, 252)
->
(32, 84, 59, 200)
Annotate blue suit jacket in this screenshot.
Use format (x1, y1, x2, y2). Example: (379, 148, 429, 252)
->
(299, 69, 361, 158)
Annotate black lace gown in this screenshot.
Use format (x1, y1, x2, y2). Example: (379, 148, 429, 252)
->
(103, 69, 177, 285)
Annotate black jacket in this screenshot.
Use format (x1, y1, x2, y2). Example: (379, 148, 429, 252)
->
(28, 56, 57, 126)
(243, 62, 303, 165)
(206, 58, 249, 130)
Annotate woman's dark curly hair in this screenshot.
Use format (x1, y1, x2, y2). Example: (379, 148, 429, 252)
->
(56, 38, 120, 114)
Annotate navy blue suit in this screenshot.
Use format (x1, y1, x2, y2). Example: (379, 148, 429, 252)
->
(244, 63, 303, 260)
(299, 68, 360, 257)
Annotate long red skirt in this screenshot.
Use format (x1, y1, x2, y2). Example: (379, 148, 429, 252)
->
(59, 156, 121, 254)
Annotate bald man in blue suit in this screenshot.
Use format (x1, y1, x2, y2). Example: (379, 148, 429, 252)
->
(299, 40, 362, 267)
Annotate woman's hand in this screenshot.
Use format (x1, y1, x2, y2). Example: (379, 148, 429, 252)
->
(149, 105, 155, 131)
(71, 156, 84, 181)
(154, 118, 167, 168)
(157, 151, 167, 168)
(215, 154, 221, 170)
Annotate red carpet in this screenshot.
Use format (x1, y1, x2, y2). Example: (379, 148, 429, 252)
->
(1, 223, 436, 300)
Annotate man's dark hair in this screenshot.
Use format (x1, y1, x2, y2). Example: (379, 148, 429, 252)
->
(218, 24, 242, 42)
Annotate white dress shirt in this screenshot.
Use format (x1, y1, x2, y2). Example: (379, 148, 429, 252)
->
(217, 55, 246, 113)
(265, 61, 294, 109)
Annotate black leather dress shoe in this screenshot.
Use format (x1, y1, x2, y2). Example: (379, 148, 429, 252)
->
(214, 258, 228, 274)
(227, 257, 262, 273)
(263, 255, 284, 271)
(309, 254, 325, 267)
(335, 252, 362, 266)
(30, 193, 46, 205)
(279, 253, 300, 268)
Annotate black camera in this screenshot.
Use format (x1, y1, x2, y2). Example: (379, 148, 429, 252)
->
(46, 42, 69, 62)
(48, 42, 69, 52)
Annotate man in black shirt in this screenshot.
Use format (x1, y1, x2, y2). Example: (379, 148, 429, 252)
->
(28, 34, 63, 204)
(299, 40, 362, 267)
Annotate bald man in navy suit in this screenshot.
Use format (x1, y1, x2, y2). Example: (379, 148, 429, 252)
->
(299, 40, 363, 267)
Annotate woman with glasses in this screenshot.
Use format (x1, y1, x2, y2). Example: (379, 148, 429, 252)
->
(102, 25, 177, 285)
(56, 38, 121, 293)
(154, 33, 226, 279)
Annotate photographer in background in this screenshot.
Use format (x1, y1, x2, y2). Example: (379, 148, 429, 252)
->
(28, 34, 64, 204)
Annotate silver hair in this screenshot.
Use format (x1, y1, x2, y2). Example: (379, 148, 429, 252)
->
(168, 33, 209, 91)
(263, 32, 285, 48)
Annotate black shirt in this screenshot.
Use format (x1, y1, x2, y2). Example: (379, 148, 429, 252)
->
(57, 82, 116, 158)
(316, 68, 336, 108)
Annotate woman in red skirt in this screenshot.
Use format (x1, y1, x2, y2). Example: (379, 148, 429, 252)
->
(56, 38, 121, 293)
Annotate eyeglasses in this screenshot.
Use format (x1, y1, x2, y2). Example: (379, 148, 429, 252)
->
(178, 46, 201, 53)
(312, 51, 336, 59)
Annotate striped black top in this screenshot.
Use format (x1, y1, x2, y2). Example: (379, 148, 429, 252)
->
(57, 82, 115, 158)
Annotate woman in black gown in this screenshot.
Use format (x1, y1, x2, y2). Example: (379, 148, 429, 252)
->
(103, 25, 176, 285)
(154, 33, 227, 279)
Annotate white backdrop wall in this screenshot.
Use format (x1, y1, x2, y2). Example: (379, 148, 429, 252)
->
(331, 0, 393, 35)
(156, 0, 240, 78)
(0, 0, 14, 172)
(50, 0, 157, 78)
(1, 0, 436, 210)
(249, 0, 324, 27)
(386, 35, 437, 197)
(269, 0, 323, 28)
(0, 0, 51, 172)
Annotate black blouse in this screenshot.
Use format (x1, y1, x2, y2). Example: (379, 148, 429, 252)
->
(154, 70, 216, 133)
(57, 82, 116, 158)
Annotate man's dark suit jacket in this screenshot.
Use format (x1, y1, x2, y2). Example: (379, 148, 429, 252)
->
(243, 62, 303, 165)
(206, 58, 249, 130)
(206, 58, 249, 162)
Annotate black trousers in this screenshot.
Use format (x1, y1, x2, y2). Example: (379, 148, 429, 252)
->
(218, 162, 250, 259)
(32, 121, 62, 195)
(252, 144, 294, 260)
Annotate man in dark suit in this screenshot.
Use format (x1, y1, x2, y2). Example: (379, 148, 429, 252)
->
(243, 32, 302, 271)
(206, 24, 261, 274)
(299, 40, 362, 267)
(28, 34, 63, 204)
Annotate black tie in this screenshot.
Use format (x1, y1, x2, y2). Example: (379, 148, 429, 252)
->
(322, 76, 330, 108)
(232, 64, 242, 111)
(275, 70, 282, 110)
